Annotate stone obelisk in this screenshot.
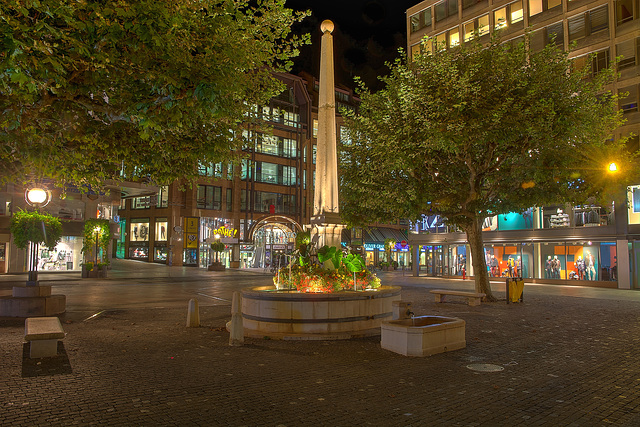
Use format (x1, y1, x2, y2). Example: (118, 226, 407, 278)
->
(311, 20, 345, 248)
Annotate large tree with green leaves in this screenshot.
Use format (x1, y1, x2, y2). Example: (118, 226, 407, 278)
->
(341, 34, 631, 300)
(0, 0, 308, 188)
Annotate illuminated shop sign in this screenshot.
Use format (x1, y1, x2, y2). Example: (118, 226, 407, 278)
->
(213, 226, 238, 238)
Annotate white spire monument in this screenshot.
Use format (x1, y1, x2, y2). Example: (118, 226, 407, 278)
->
(311, 20, 345, 248)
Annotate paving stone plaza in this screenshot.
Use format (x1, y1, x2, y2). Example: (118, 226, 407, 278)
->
(2, 261, 640, 426)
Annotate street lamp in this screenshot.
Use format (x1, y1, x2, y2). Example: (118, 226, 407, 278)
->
(608, 162, 618, 173)
(24, 186, 52, 283)
(94, 226, 101, 266)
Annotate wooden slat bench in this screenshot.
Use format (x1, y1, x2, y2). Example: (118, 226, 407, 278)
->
(430, 290, 486, 306)
(24, 317, 66, 358)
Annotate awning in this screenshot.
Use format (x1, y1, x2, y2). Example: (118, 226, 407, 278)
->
(364, 227, 407, 244)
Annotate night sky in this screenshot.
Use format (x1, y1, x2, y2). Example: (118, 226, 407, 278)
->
(286, 0, 420, 91)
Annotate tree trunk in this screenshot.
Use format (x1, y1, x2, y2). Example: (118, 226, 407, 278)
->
(465, 217, 496, 301)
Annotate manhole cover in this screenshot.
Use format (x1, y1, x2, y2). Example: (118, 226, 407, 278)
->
(466, 363, 504, 372)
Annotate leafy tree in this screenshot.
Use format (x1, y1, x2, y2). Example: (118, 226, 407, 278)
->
(10, 209, 62, 281)
(341, 34, 631, 300)
(82, 218, 112, 265)
(0, 0, 308, 188)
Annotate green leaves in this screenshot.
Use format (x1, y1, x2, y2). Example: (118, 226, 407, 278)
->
(0, 0, 310, 188)
(343, 253, 366, 273)
(340, 32, 627, 230)
(10, 210, 63, 250)
(317, 245, 342, 270)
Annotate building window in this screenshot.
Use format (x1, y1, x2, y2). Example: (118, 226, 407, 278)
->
(617, 38, 638, 69)
(568, 5, 609, 43)
(494, 1, 523, 30)
(435, 0, 457, 22)
(464, 14, 489, 41)
(572, 49, 610, 78)
(254, 162, 297, 186)
(241, 159, 252, 180)
(156, 186, 169, 208)
(241, 189, 248, 211)
(529, 0, 562, 17)
(226, 188, 232, 212)
(254, 134, 297, 158)
(616, 0, 635, 25)
(410, 8, 432, 33)
(196, 185, 222, 210)
(253, 192, 297, 214)
(198, 162, 223, 178)
(462, 0, 486, 10)
(546, 22, 564, 48)
(313, 119, 318, 138)
(449, 27, 460, 47)
(312, 145, 317, 164)
(132, 196, 153, 209)
(619, 85, 639, 113)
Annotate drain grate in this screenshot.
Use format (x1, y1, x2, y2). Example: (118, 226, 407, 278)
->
(466, 363, 505, 372)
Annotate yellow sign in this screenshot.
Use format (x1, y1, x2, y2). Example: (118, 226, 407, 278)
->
(184, 217, 199, 249)
(213, 226, 238, 238)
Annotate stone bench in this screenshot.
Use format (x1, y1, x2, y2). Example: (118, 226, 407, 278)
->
(24, 317, 66, 358)
(430, 290, 486, 307)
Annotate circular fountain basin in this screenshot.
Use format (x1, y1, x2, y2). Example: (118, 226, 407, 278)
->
(240, 285, 402, 340)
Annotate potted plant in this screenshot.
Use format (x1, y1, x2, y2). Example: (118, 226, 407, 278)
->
(81, 262, 94, 278)
(274, 231, 381, 293)
(10, 209, 62, 285)
(208, 241, 226, 271)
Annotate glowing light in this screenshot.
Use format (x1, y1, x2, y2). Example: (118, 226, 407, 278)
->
(26, 188, 47, 205)
(608, 162, 618, 172)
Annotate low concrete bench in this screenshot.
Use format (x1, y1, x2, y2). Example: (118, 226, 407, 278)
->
(24, 317, 65, 358)
(430, 290, 486, 307)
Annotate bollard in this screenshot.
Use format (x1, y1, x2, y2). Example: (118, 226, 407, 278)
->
(229, 291, 244, 346)
(186, 298, 200, 328)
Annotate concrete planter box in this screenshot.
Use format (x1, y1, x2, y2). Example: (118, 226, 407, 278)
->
(381, 315, 466, 357)
(240, 285, 401, 340)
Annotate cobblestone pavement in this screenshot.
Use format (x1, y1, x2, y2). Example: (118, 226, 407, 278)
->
(2, 266, 640, 426)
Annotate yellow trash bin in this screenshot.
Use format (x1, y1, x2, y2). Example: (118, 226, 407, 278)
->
(508, 279, 524, 303)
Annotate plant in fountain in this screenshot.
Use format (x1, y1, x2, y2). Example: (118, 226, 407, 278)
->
(274, 231, 381, 293)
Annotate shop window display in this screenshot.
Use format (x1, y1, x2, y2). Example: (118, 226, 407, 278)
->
(36, 236, 83, 271)
(155, 220, 168, 242)
(629, 185, 640, 224)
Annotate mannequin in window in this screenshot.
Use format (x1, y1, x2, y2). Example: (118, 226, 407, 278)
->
(545, 256, 553, 279)
(576, 256, 585, 280)
(507, 256, 515, 278)
(133, 226, 138, 241)
(161, 225, 166, 240)
(552, 256, 560, 279)
(516, 255, 522, 277)
(490, 255, 499, 277)
(585, 252, 596, 280)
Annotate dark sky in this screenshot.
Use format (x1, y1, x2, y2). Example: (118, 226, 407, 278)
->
(285, 0, 419, 91)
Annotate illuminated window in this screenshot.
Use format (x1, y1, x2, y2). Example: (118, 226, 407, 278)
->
(511, 1, 523, 23)
(449, 28, 460, 46)
(494, 7, 507, 29)
(464, 14, 489, 41)
(529, 0, 543, 16)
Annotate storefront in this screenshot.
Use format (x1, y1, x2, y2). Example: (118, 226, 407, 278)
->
(412, 239, 618, 285)
(153, 218, 169, 263)
(198, 217, 236, 268)
(35, 236, 84, 272)
(129, 218, 150, 261)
